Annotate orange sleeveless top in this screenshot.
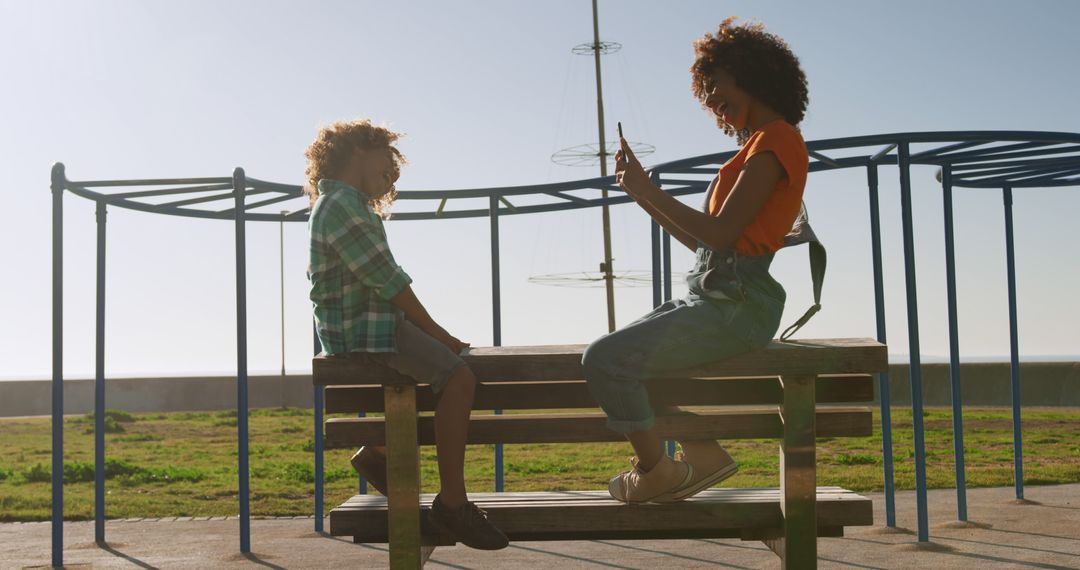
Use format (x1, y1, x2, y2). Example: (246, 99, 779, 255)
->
(707, 120, 808, 256)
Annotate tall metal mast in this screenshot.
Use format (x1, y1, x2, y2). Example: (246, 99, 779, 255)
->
(544, 0, 654, 324)
(591, 0, 616, 332)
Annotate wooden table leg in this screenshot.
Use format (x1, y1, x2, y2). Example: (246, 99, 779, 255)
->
(777, 373, 817, 569)
(385, 384, 421, 569)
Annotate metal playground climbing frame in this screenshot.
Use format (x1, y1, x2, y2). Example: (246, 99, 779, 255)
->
(47, 130, 1080, 566)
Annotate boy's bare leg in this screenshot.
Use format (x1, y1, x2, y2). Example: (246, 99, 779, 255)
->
(433, 365, 477, 508)
(363, 366, 476, 500)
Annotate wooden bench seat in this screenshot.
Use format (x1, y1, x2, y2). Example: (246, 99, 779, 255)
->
(312, 338, 888, 569)
(324, 406, 871, 446)
(314, 339, 886, 385)
(324, 374, 875, 412)
(332, 488, 873, 544)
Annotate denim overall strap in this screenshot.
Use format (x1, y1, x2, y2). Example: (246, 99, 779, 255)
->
(700, 178, 825, 339)
(778, 201, 826, 340)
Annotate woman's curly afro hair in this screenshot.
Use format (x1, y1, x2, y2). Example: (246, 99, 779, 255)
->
(690, 17, 808, 144)
(303, 119, 406, 217)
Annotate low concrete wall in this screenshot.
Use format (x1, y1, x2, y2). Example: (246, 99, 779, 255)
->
(0, 374, 315, 417)
(1, 361, 1077, 417)
(877, 361, 1080, 407)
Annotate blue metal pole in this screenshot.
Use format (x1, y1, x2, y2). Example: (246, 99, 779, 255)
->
(651, 172, 676, 458)
(358, 410, 367, 495)
(866, 164, 896, 528)
(656, 220, 673, 455)
(941, 166, 968, 521)
(490, 195, 502, 347)
(662, 231, 672, 303)
(490, 195, 504, 492)
(51, 162, 65, 568)
(94, 200, 107, 544)
(313, 324, 324, 532)
(233, 168, 251, 553)
(1002, 186, 1024, 501)
(650, 220, 661, 308)
(650, 172, 663, 310)
(660, 226, 669, 457)
(897, 143, 929, 542)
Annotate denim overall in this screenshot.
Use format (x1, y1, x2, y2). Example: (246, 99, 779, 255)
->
(582, 190, 825, 434)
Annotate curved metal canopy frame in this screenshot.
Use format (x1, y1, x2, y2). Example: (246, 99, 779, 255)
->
(48, 130, 1080, 565)
(58, 131, 1080, 222)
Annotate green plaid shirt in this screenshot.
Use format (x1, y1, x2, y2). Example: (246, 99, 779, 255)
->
(308, 179, 412, 354)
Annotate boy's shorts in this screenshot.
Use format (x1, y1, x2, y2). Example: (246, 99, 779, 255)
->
(380, 318, 467, 394)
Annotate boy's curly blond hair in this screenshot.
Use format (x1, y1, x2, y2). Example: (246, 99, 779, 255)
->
(303, 119, 406, 216)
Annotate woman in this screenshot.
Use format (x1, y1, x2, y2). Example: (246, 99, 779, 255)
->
(582, 17, 811, 503)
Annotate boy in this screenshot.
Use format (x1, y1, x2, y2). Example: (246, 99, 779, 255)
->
(305, 119, 507, 550)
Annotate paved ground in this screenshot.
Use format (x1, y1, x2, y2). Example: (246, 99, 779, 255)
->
(4, 483, 1078, 569)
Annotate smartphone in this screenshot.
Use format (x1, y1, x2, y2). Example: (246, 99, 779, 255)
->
(617, 121, 624, 139)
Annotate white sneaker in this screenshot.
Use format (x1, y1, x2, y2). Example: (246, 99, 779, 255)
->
(608, 454, 694, 504)
(667, 447, 738, 501)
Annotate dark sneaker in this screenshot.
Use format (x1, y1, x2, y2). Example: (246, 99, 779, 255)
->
(349, 447, 388, 495)
(428, 494, 509, 550)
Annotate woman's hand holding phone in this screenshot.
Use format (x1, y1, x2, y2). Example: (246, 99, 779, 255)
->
(614, 122, 650, 198)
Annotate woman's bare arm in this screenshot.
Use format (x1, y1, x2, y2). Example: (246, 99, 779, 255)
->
(625, 186, 699, 251)
(615, 140, 784, 251)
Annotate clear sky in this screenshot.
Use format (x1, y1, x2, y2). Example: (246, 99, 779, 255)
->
(1, 0, 1077, 379)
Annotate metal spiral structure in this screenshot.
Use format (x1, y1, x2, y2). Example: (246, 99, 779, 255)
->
(550, 140, 655, 167)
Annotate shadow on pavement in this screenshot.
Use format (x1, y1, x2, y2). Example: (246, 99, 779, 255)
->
(592, 539, 753, 569)
(99, 542, 158, 570)
(240, 551, 287, 570)
(507, 543, 635, 569)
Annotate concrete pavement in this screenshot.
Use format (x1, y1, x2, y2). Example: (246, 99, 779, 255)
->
(4, 483, 1078, 569)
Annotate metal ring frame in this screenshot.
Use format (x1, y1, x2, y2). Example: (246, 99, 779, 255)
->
(49, 131, 1080, 564)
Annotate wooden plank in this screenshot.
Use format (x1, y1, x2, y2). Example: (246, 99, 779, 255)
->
(779, 374, 817, 569)
(312, 338, 887, 386)
(329, 488, 873, 542)
(323, 407, 871, 447)
(324, 375, 874, 413)
(315, 352, 415, 386)
(335, 488, 868, 509)
(383, 385, 421, 568)
(460, 345, 592, 384)
(680, 339, 887, 378)
(333, 497, 869, 537)
(327, 381, 596, 413)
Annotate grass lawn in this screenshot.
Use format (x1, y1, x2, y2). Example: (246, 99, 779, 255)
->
(0, 406, 1077, 522)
